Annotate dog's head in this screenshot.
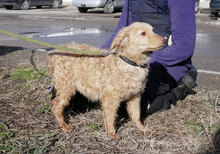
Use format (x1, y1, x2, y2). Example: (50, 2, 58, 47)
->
(110, 22, 165, 55)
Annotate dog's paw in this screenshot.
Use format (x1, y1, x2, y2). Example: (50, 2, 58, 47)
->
(143, 126, 151, 134)
(108, 133, 120, 140)
(61, 125, 72, 132)
(137, 125, 151, 134)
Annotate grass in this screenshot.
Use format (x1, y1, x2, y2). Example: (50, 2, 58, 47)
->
(185, 118, 205, 134)
(37, 101, 53, 114)
(0, 123, 14, 153)
(204, 92, 216, 108)
(0, 131, 13, 142)
(9, 65, 46, 81)
(0, 130, 56, 153)
(0, 144, 13, 153)
(1, 86, 219, 153)
(85, 123, 102, 131)
(0, 123, 13, 142)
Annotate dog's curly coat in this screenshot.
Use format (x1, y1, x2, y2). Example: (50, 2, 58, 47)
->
(48, 22, 164, 139)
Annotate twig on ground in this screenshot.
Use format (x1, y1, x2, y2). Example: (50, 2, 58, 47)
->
(200, 116, 215, 151)
(0, 121, 9, 131)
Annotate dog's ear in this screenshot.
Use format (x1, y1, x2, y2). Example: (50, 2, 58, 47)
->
(110, 27, 129, 51)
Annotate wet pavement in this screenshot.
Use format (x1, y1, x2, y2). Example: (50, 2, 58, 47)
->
(0, 6, 220, 88)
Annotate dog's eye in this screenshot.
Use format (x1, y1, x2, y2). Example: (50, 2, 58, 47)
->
(140, 32, 146, 36)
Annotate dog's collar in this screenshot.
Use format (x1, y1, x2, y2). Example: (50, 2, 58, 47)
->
(105, 49, 148, 68)
(119, 55, 148, 68)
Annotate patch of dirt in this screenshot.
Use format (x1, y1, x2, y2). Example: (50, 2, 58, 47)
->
(0, 48, 219, 153)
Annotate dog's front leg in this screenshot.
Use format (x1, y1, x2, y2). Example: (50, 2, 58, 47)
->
(127, 95, 151, 134)
(101, 96, 120, 139)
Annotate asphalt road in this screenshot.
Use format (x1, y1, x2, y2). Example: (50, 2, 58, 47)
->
(0, 6, 220, 88)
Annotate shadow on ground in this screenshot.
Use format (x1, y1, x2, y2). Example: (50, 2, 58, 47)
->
(52, 91, 130, 130)
(0, 45, 23, 56)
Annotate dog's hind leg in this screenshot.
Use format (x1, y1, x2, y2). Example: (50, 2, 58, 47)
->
(101, 96, 120, 139)
(52, 88, 75, 132)
(127, 95, 151, 134)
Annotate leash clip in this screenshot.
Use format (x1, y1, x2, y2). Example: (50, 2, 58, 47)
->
(103, 48, 118, 56)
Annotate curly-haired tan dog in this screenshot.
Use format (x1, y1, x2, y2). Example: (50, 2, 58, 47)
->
(48, 22, 165, 139)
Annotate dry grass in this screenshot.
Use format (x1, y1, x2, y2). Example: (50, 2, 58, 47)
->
(0, 49, 219, 153)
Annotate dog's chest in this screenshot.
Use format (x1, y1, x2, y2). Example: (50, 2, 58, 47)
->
(110, 64, 148, 94)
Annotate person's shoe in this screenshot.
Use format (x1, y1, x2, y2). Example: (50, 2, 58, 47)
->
(146, 96, 171, 115)
(169, 73, 197, 104)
